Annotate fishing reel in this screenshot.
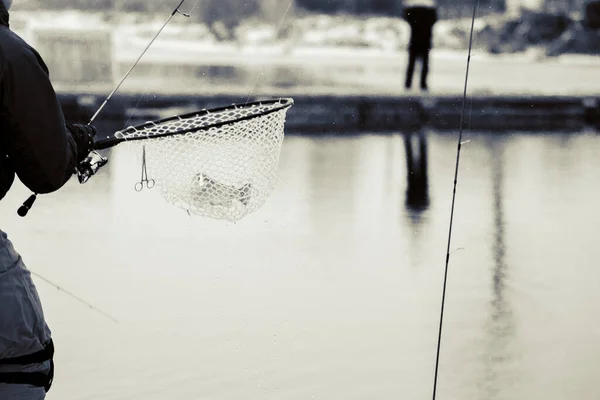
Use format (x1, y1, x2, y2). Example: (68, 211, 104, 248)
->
(77, 150, 108, 184)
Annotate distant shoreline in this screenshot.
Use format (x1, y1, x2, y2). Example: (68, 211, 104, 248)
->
(9, 8, 600, 56)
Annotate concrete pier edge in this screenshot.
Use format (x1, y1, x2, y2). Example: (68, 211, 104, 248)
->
(57, 91, 600, 135)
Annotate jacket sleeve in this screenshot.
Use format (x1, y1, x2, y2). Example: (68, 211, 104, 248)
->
(0, 43, 79, 195)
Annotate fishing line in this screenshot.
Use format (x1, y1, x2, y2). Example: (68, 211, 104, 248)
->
(244, 0, 295, 104)
(30, 271, 119, 324)
(432, 1, 479, 399)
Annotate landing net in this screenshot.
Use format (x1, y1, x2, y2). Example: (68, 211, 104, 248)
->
(114, 98, 294, 221)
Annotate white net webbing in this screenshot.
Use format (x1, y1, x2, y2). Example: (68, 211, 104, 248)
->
(114, 98, 293, 221)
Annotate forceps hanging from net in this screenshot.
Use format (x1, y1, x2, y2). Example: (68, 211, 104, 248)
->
(135, 145, 155, 191)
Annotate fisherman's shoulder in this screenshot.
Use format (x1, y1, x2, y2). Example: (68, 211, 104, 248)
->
(0, 25, 39, 63)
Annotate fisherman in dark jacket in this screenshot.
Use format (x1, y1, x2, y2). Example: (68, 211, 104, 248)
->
(403, 0, 438, 91)
(0, 0, 98, 397)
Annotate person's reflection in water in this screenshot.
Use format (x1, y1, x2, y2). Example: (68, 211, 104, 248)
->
(404, 128, 430, 217)
(403, 129, 430, 269)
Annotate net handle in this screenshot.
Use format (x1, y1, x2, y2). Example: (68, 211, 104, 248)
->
(94, 98, 294, 150)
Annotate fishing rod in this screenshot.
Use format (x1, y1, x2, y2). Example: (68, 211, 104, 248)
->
(432, 1, 479, 399)
(17, 0, 199, 323)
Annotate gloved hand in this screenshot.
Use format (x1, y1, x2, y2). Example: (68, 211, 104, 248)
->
(66, 123, 98, 163)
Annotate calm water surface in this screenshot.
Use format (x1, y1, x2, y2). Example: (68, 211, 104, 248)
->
(1, 129, 600, 400)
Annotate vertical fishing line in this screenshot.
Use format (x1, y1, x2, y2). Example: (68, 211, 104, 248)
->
(432, 1, 479, 399)
(244, 0, 295, 104)
(88, 0, 196, 125)
(114, 0, 203, 128)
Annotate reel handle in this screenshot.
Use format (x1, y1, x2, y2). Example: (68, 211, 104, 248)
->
(77, 151, 108, 184)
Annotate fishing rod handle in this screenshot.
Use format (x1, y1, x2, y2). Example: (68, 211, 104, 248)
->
(93, 136, 124, 150)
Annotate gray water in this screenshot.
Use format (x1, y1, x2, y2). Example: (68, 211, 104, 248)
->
(1, 129, 600, 400)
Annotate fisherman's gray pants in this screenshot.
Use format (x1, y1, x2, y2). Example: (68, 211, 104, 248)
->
(0, 230, 53, 399)
(0, 380, 48, 400)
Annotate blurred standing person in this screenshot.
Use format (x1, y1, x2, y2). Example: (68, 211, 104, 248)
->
(0, 0, 98, 398)
(403, 0, 438, 91)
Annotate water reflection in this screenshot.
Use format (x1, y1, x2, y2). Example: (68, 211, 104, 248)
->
(3, 129, 600, 399)
(307, 136, 358, 231)
(403, 128, 430, 214)
(400, 128, 431, 269)
(479, 135, 518, 399)
(304, 134, 401, 234)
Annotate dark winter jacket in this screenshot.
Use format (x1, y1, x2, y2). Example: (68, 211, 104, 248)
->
(0, 4, 81, 201)
(404, 6, 438, 52)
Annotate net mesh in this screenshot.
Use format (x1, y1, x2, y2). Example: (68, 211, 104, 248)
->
(114, 98, 293, 221)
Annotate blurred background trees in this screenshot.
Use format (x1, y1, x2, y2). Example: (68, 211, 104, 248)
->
(16, 0, 592, 20)
(14, 0, 600, 55)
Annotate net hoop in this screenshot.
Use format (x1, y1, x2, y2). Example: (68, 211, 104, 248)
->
(112, 97, 294, 143)
(110, 97, 294, 222)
